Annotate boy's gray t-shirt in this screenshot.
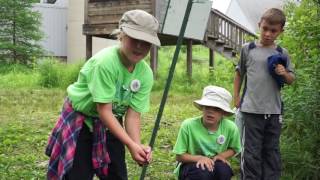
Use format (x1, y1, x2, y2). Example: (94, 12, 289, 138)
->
(237, 43, 294, 114)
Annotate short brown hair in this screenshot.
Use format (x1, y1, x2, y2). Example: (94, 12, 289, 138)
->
(260, 8, 286, 27)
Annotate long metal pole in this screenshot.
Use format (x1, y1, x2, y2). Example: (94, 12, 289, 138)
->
(139, 0, 194, 179)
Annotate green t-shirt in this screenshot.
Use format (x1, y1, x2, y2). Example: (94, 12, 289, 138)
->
(172, 116, 241, 176)
(67, 46, 153, 129)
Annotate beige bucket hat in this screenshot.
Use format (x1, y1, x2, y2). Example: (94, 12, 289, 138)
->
(119, 9, 161, 46)
(194, 85, 234, 115)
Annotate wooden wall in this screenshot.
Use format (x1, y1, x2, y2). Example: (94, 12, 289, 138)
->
(83, 0, 152, 36)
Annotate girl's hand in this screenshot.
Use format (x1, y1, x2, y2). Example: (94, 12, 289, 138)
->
(128, 142, 148, 166)
(141, 145, 152, 163)
(196, 156, 215, 172)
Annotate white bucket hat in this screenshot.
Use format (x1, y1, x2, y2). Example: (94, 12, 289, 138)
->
(194, 85, 234, 115)
(119, 9, 161, 46)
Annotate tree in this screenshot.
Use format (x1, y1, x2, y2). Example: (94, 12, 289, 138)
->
(0, 0, 43, 64)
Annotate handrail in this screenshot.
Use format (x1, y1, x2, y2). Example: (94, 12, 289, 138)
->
(206, 8, 257, 53)
(212, 9, 256, 37)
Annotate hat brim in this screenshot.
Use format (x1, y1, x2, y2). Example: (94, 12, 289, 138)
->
(122, 26, 161, 47)
(194, 99, 234, 116)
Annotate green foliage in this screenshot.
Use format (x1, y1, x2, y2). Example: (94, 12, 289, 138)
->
(0, 0, 43, 64)
(0, 59, 83, 89)
(37, 59, 83, 89)
(0, 89, 65, 179)
(280, 0, 320, 179)
(153, 45, 235, 96)
(0, 62, 40, 89)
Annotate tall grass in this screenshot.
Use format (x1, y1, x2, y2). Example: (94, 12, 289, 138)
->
(0, 59, 83, 90)
(0, 46, 234, 93)
(37, 58, 83, 89)
(154, 45, 235, 95)
(0, 63, 40, 89)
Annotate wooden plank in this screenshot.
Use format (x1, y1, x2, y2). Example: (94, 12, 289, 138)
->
(150, 45, 158, 78)
(88, 0, 151, 9)
(87, 15, 121, 25)
(83, 23, 118, 35)
(88, 4, 151, 16)
(84, 0, 89, 24)
(209, 48, 214, 68)
(186, 39, 193, 78)
(151, 0, 155, 15)
(86, 35, 92, 60)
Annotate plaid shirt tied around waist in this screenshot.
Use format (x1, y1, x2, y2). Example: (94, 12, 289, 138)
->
(45, 98, 110, 179)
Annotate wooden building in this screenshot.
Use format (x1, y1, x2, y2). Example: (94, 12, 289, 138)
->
(83, 0, 256, 77)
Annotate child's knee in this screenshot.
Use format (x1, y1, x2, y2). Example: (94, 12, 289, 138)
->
(180, 163, 213, 180)
(214, 161, 233, 179)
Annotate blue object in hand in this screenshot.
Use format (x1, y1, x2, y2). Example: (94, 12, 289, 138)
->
(267, 54, 288, 88)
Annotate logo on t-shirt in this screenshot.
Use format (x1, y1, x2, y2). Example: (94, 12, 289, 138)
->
(217, 135, 225, 145)
(130, 79, 141, 92)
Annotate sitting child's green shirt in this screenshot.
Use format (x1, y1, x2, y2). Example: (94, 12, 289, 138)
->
(172, 116, 241, 177)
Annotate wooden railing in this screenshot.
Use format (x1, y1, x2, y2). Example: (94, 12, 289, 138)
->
(206, 9, 257, 53)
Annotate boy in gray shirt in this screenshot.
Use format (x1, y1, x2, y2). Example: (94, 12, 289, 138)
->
(233, 8, 295, 180)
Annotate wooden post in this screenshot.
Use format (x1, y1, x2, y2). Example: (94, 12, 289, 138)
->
(186, 39, 193, 78)
(86, 35, 92, 60)
(151, 0, 156, 15)
(150, 45, 158, 78)
(209, 48, 214, 69)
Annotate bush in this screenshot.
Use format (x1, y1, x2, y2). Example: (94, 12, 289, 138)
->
(37, 59, 83, 89)
(280, 0, 320, 179)
(153, 45, 235, 95)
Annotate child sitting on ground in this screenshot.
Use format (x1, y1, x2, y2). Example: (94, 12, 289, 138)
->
(173, 85, 241, 180)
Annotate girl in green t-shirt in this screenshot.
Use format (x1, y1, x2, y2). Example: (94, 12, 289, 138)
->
(46, 10, 160, 180)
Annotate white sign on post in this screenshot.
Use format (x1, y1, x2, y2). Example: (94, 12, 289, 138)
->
(161, 0, 213, 41)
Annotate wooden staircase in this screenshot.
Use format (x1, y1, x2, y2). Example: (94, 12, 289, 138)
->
(204, 9, 257, 59)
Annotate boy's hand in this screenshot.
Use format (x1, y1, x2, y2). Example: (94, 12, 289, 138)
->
(212, 155, 230, 166)
(234, 96, 241, 108)
(275, 64, 287, 76)
(196, 156, 215, 172)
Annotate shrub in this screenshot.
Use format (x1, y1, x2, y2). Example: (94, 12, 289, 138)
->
(280, 0, 320, 179)
(37, 58, 83, 89)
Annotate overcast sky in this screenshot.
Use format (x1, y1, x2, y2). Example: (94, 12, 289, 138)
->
(211, 0, 231, 13)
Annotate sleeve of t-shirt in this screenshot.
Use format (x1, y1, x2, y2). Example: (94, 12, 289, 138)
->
(283, 48, 295, 74)
(88, 64, 116, 103)
(228, 123, 242, 155)
(130, 67, 154, 113)
(236, 45, 247, 78)
(173, 122, 189, 155)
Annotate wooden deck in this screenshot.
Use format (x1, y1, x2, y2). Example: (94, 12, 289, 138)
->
(82, 0, 257, 77)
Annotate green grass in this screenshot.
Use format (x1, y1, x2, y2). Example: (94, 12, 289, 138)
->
(0, 46, 239, 179)
(0, 89, 240, 179)
(0, 89, 65, 179)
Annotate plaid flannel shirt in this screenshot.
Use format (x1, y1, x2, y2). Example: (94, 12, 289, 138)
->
(45, 99, 110, 179)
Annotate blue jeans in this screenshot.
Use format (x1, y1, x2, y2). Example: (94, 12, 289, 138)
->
(179, 160, 233, 180)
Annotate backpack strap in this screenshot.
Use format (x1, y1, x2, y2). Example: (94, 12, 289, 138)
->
(276, 45, 283, 54)
(239, 42, 256, 108)
(249, 42, 283, 54)
(248, 42, 256, 50)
